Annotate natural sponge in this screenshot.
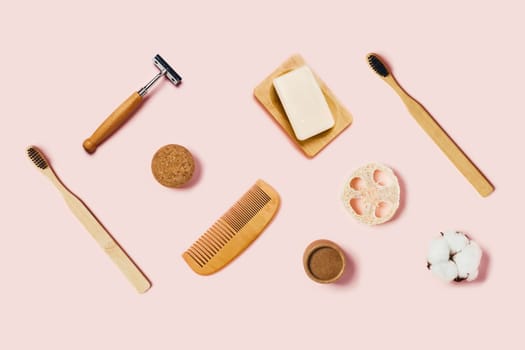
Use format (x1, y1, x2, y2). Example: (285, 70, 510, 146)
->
(427, 230, 483, 282)
(341, 163, 400, 225)
(151, 144, 195, 188)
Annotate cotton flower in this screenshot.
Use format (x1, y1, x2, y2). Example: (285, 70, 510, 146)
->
(427, 230, 482, 282)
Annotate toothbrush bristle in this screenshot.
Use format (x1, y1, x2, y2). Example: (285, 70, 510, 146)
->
(367, 54, 389, 77)
(27, 147, 48, 169)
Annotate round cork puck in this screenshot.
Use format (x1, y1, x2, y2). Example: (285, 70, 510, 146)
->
(151, 144, 195, 188)
(303, 239, 346, 284)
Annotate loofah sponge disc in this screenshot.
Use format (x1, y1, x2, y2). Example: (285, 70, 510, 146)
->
(341, 163, 400, 225)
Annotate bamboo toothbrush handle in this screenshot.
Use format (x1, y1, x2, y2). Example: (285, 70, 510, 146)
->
(394, 86, 494, 197)
(53, 178, 151, 293)
(83, 92, 143, 154)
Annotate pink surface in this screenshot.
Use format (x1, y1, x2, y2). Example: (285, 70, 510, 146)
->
(2, 1, 524, 348)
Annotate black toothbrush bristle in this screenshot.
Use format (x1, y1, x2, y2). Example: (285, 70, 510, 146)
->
(27, 147, 48, 169)
(367, 54, 389, 77)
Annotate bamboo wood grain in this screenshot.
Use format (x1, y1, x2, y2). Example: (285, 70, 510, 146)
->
(381, 73, 494, 197)
(83, 92, 143, 154)
(182, 179, 280, 275)
(254, 55, 353, 158)
(27, 147, 151, 293)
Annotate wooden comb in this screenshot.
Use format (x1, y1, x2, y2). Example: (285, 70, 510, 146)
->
(182, 179, 280, 275)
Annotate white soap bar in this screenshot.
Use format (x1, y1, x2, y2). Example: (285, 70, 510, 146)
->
(272, 66, 335, 141)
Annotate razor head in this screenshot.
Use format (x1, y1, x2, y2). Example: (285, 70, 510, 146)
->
(154, 54, 182, 85)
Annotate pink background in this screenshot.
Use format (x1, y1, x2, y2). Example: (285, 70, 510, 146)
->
(2, 0, 524, 348)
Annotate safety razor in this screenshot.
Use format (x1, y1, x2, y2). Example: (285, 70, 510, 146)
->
(83, 54, 182, 154)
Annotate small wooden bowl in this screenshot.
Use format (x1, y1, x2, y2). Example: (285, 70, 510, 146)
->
(303, 239, 346, 284)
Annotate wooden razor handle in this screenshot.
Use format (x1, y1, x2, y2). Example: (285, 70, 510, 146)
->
(83, 92, 143, 154)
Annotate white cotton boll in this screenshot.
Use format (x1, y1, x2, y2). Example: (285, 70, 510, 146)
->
(466, 269, 479, 282)
(453, 242, 482, 280)
(427, 231, 483, 283)
(427, 238, 450, 265)
(430, 261, 458, 282)
(443, 230, 468, 254)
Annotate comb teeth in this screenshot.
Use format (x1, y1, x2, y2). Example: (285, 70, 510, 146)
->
(27, 147, 48, 169)
(184, 182, 275, 270)
(223, 185, 271, 231)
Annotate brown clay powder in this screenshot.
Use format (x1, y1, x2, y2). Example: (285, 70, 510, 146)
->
(308, 247, 343, 281)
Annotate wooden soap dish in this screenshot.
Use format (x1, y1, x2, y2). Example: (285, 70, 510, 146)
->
(254, 54, 353, 158)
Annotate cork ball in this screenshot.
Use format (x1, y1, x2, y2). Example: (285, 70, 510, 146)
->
(151, 144, 195, 188)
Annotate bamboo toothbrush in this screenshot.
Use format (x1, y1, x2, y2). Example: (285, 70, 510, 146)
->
(26, 146, 151, 293)
(366, 53, 494, 197)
